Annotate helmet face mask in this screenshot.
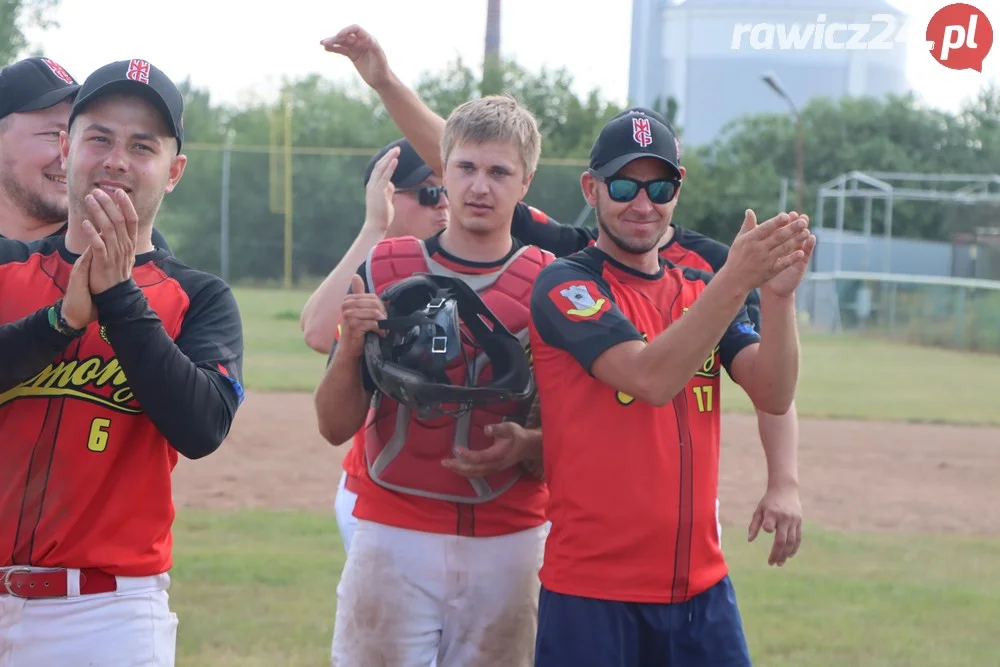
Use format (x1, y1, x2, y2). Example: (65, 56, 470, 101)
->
(364, 274, 533, 420)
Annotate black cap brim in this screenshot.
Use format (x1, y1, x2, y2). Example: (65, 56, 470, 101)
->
(70, 80, 180, 150)
(593, 153, 681, 180)
(16, 84, 80, 114)
(396, 164, 434, 189)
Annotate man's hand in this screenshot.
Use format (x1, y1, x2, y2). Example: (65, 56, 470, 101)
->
(83, 188, 138, 294)
(441, 422, 540, 478)
(762, 216, 817, 298)
(321, 25, 392, 91)
(722, 210, 811, 294)
(61, 246, 97, 330)
(334, 274, 387, 359)
(363, 145, 398, 234)
(748, 481, 803, 566)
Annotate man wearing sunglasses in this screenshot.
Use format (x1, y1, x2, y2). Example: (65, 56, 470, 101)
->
(300, 138, 449, 561)
(301, 138, 448, 356)
(527, 108, 814, 666)
(512, 109, 804, 573)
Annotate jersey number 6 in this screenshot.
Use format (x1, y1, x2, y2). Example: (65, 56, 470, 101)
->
(88, 417, 112, 452)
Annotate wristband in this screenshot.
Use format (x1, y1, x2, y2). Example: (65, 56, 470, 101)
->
(48, 299, 88, 338)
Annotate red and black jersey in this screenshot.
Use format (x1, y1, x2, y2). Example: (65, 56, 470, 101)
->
(528, 246, 760, 604)
(0, 223, 173, 255)
(0, 236, 244, 576)
(511, 213, 762, 331)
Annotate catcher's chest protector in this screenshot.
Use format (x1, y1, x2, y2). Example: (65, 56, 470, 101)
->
(364, 236, 552, 503)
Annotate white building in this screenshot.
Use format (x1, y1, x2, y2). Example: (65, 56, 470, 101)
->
(629, 0, 911, 145)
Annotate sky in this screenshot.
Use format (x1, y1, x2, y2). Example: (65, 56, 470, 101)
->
(24, 0, 999, 116)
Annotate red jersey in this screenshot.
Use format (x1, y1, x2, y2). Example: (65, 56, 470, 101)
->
(336, 230, 549, 537)
(0, 236, 244, 576)
(528, 246, 760, 603)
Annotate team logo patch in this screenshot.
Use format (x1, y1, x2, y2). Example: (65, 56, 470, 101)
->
(632, 117, 652, 147)
(40, 58, 74, 84)
(549, 281, 611, 322)
(126, 59, 151, 84)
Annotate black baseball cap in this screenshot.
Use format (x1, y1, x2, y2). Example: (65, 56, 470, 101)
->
(0, 57, 79, 120)
(589, 107, 681, 179)
(363, 138, 434, 189)
(69, 59, 184, 153)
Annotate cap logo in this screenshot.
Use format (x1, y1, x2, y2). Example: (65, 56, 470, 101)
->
(40, 58, 74, 85)
(126, 59, 151, 84)
(632, 117, 653, 148)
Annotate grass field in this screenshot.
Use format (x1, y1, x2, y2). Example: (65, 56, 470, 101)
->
(163, 287, 1000, 666)
(171, 511, 1000, 667)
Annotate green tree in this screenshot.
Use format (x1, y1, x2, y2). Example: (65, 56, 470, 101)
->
(677, 92, 994, 244)
(0, 0, 60, 66)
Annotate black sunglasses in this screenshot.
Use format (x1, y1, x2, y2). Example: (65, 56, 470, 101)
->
(591, 171, 681, 205)
(397, 185, 448, 207)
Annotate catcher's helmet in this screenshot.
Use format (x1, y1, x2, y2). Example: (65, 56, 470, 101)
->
(363, 273, 532, 419)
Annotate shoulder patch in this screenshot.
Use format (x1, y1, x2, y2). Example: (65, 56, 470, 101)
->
(547, 280, 612, 322)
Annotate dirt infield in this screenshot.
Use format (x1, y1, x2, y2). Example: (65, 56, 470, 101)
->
(172, 391, 1000, 536)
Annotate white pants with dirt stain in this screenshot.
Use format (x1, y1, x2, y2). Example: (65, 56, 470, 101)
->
(0, 571, 177, 667)
(331, 519, 547, 667)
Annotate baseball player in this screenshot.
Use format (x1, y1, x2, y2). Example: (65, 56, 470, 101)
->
(0, 59, 244, 667)
(324, 23, 803, 566)
(508, 108, 803, 566)
(314, 95, 551, 667)
(300, 137, 450, 559)
(0, 57, 172, 253)
(526, 110, 814, 666)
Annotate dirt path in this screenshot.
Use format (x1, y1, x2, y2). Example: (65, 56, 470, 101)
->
(172, 391, 1000, 536)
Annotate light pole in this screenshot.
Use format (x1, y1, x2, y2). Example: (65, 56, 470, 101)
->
(761, 71, 804, 214)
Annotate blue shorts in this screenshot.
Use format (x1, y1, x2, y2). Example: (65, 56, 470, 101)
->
(534, 575, 752, 667)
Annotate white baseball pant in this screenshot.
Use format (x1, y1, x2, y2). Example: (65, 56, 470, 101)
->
(334, 470, 359, 554)
(0, 569, 177, 667)
(331, 519, 546, 667)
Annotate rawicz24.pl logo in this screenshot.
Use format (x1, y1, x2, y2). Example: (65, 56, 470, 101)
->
(731, 3, 993, 71)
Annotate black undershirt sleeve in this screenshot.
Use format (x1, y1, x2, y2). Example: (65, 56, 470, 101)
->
(92, 277, 245, 460)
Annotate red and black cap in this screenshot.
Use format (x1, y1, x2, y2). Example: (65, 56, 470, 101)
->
(69, 59, 184, 153)
(589, 107, 681, 179)
(364, 138, 434, 189)
(0, 57, 79, 120)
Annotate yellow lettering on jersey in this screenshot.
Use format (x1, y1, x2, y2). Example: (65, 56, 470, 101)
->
(0, 356, 139, 414)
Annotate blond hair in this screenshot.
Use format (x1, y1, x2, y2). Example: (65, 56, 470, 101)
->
(440, 94, 541, 181)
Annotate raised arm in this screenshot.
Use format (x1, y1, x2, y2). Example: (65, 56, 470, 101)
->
(322, 25, 445, 175)
(301, 146, 400, 353)
(727, 215, 816, 416)
(82, 188, 245, 460)
(531, 211, 811, 407)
